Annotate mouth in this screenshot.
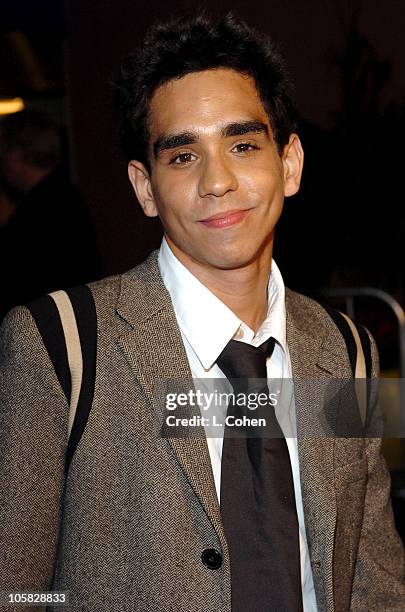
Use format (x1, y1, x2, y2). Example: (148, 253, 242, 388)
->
(198, 208, 252, 229)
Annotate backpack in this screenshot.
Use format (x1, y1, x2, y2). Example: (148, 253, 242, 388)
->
(26, 288, 371, 473)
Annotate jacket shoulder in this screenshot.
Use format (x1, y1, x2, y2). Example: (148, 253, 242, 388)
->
(86, 272, 122, 308)
(285, 287, 335, 334)
(286, 287, 379, 378)
(85, 250, 160, 309)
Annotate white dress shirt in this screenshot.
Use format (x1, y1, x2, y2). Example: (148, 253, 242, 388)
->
(158, 237, 318, 612)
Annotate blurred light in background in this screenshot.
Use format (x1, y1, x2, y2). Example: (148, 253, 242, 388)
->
(0, 97, 25, 115)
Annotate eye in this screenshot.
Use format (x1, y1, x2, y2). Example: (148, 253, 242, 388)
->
(170, 152, 197, 165)
(232, 142, 258, 154)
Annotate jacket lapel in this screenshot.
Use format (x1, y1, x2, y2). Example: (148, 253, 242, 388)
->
(115, 252, 225, 544)
(286, 289, 347, 612)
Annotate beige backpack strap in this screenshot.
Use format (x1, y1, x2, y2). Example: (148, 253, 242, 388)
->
(339, 311, 367, 425)
(48, 290, 83, 439)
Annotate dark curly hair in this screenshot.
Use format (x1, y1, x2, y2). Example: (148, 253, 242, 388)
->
(113, 13, 297, 172)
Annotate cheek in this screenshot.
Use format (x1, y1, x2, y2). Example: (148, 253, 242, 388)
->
(151, 190, 192, 237)
(242, 167, 285, 207)
(152, 171, 197, 221)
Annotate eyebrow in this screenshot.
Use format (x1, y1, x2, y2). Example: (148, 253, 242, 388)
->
(153, 120, 269, 158)
(153, 131, 196, 157)
(222, 120, 268, 138)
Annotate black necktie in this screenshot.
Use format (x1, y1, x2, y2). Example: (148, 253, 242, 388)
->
(217, 338, 304, 612)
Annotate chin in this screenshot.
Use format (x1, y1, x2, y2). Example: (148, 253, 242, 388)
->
(203, 249, 258, 271)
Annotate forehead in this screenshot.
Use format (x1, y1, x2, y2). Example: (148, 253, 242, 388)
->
(148, 68, 269, 138)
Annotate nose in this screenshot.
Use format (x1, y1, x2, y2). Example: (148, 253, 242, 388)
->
(198, 153, 238, 198)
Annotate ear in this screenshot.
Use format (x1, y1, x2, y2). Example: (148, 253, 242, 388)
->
(128, 160, 159, 217)
(282, 134, 304, 197)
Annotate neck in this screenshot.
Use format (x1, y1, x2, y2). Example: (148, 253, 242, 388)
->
(206, 265, 270, 333)
(167, 239, 273, 333)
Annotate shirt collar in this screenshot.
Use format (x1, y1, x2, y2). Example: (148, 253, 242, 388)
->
(158, 237, 287, 371)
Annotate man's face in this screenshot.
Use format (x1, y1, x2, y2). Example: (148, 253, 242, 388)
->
(129, 68, 303, 273)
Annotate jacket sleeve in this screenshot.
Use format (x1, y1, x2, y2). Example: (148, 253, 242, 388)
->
(350, 330, 405, 610)
(0, 306, 68, 609)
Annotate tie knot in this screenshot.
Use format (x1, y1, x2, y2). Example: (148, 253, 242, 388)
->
(217, 336, 275, 382)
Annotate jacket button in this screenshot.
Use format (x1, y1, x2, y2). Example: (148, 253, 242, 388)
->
(201, 548, 222, 570)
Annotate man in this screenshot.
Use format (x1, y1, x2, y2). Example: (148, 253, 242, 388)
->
(0, 14, 404, 612)
(0, 110, 99, 320)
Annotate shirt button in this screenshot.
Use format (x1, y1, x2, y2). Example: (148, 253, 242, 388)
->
(201, 548, 223, 570)
(233, 328, 244, 340)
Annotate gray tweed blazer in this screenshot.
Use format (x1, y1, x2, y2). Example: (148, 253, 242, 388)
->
(0, 251, 404, 612)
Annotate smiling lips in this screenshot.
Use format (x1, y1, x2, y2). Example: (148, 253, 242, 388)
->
(198, 209, 251, 228)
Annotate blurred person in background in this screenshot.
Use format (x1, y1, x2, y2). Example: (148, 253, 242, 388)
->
(0, 110, 99, 320)
(0, 180, 20, 227)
